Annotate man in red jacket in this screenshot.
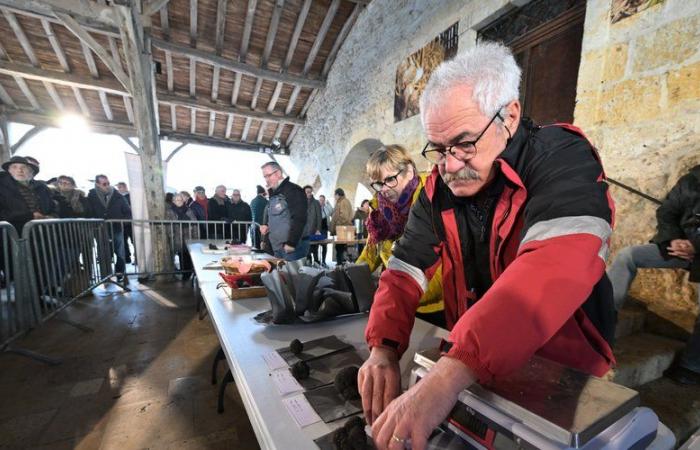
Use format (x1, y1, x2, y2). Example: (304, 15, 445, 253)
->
(359, 41, 616, 450)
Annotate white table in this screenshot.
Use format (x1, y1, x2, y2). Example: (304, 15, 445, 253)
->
(187, 240, 447, 449)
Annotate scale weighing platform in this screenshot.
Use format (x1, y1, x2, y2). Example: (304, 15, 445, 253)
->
(411, 349, 676, 449)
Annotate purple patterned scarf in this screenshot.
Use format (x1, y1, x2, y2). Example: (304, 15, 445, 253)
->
(366, 175, 420, 244)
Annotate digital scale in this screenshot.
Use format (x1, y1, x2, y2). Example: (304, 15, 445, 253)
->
(411, 349, 676, 449)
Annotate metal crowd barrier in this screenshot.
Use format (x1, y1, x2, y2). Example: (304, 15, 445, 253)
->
(0, 222, 33, 348)
(105, 219, 256, 277)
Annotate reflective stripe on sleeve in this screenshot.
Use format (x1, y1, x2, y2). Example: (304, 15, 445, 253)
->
(520, 216, 611, 260)
(386, 256, 428, 293)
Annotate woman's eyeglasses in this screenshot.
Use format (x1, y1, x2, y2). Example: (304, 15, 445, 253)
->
(370, 168, 403, 192)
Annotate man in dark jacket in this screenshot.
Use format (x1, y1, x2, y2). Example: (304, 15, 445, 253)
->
(207, 185, 232, 239)
(608, 165, 700, 384)
(55, 175, 89, 218)
(359, 42, 617, 447)
(229, 189, 252, 243)
(115, 182, 134, 264)
(87, 174, 131, 278)
(250, 185, 268, 249)
(303, 185, 322, 263)
(259, 162, 308, 261)
(0, 156, 56, 233)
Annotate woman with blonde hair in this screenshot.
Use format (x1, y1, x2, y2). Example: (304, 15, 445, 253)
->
(357, 145, 444, 327)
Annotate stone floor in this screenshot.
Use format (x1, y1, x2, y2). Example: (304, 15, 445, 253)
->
(0, 279, 259, 450)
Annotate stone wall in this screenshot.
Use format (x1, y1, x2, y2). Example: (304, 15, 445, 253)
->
(575, 0, 700, 324)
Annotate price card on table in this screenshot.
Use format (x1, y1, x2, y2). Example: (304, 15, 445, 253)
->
(283, 394, 322, 428)
(263, 350, 289, 370)
(271, 369, 303, 395)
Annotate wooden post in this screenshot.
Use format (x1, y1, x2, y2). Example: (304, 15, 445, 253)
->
(0, 115, 10, 163)
(114, 3, 172, 274)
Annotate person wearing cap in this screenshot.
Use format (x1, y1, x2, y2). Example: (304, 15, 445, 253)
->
(0, 155, 56, 233)
(330, 187, 354, 264)
(192, 186, 208, 220)
(250, 185, 268, 249)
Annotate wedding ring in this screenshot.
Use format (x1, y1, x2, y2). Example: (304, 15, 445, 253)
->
(391, 434, 406, 443)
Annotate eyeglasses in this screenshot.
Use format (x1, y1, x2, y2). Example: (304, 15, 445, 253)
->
(263, 169, 279, 179)
(370, 168, 403, 192)
(421, 111, 502, 164)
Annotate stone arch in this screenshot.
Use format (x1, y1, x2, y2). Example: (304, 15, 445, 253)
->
(334, 138, 383, 206)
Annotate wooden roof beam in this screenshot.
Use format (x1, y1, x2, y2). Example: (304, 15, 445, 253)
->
(241, 117, 252, 141)
(55, 12, 131, 92)
(255, 121, 266, 143)
(7, 110, 136, 136)
(240, 0, 258, 62)
(143, 0, 171, 18)
(11, 125, 44, 153)
(159, 5, 170, 39)
(108, 35, 134, 124)
(14, 77, 41, 110)
(322, 2, 360, 77)
(159, 92, 305, 126)
(151, 38, 324, 89)
(211, 0, 227, 102)
(0, 83, 16, 108)
(43, 82, 65, 110)
(2, 10, 39, 66)
(161, 131, 278, 153)
(170, 104, 177, 131)
(251, 0, 283, 109)
(0, 60, 128, 96)
(41, 19, 70, 71)
(302, 0, 340, 76)
(189, 0, 197, 47)
(0, 0, 118, 33)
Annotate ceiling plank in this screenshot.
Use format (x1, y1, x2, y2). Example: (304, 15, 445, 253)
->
(251, 0, 283, 109)
(159, 4, 169, 39)
(239, 0, 258, 62)
(165, 50, 173, 91)
(190, 107, 196, 134)
(159, 92, 305, 125)
(251, 78, 262, 109)
(152, 39, 324, 89)
(231, 73, 242, 104)
(215, 0, 227, 55)
(14, 77, 41, 110)
(211, 67, 220, 101)
(0, 60, 128, 95)
(256, 120, 266, 143)
(108, 35, 134, 124)
(266, 82, 282, 113)
(285, 85, 300, 115)
(225, 113, 233, 138)
(208, 111, 215, 136)
(189, 0, 197, 47)
(283, 0, 311, 69)
(41, 19, 70, 72)
(2, 10, 39, 66)
(54, 11, 131, 92)
(189, 57, 196, 97)
(273, 122, 283, 140)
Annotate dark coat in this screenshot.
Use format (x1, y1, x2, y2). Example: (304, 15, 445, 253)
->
(55, 188, 90, 218)
(250, 194, 268, 225)
(0, 171, 57, 233)
(652, 165, 700, 281)
(306, 197, 322, 235)
(87, 187, 132, 221)
(229, 200, 252, 222)
(207, 197, 232, 222)
(186, 198, 206, 221)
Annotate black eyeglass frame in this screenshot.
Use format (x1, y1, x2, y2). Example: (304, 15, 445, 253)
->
(421, 110, 503, 164)
(370, 167, 404, 192)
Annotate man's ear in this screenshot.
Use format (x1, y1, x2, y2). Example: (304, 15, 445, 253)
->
(502, 100, 521, 135)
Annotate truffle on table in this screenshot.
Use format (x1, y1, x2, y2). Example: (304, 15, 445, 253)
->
(334, 366, 360, 401)
(289, 338, 304, 355)
(332, 416, 369, 450)
(291, 361, 310, 380)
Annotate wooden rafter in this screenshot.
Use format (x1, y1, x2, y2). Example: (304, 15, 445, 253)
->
(190, 108, 196, 133)
(80, 40, 99, 77)
(225, 113, 233, 138)
(72, 86, 90, 116)
(251, 0, 283, 115)
(211, 0, 227, 104)
(240, 0, 258, 62)
(0, 115, 10, 162)
(151, 39, 324, 89)
(43, 82, 65, 110)
(189, 0, 197, 47)
(208, 112, 215, 136)
(14, 77, 40, 110)
(170, 104, 177, 131)
(143, 0, 171, 18)
(0, 60, 127, 96)
(54, 11, 131, 92)
(161, 131, 274, 153)
(7, 110, 135, 136)
(159, 92, 305, 125)
(2, 10, 39, 66)
(0, 84, 16, 108)
(99, 90, 113, 120)
(256, 121, 266, 142)
(10, 125, 44, 153)
(41, 19, 70, 71)
(322, 2, 360, 77)
(159, 5, 169, 39)
(241, 117, 251, 141)
(108, 35, 134, 123)
(0, 0, 117, 29)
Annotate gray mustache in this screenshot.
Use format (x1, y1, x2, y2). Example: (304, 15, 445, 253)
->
(442, 167, 481, 183)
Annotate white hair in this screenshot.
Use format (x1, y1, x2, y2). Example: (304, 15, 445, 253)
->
(419, 41, 522, 121)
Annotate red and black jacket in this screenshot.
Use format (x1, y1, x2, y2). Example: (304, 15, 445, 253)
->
(365, 119, 617, 382)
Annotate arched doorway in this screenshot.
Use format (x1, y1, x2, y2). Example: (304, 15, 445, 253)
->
(335, 138, 383, 207)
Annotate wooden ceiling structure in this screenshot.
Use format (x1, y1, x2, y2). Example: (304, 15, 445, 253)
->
(0, 0, 367, 156)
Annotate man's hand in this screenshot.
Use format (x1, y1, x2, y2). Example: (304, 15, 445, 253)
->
(283, 243, 295, 253)
(668, 239, 695, 261)
(32, 212, 46, 219)
(259, 225, 269, 235)
(371, 356, 476, 450)
(358, 346, 401, 425)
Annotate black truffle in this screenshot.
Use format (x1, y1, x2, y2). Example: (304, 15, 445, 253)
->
(208, 243, 218, 250)
(291, 361, 310, 380)
(334, 366, 360, 401)
(289, 338, 304, 355)
(332, 416, 369, 450)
